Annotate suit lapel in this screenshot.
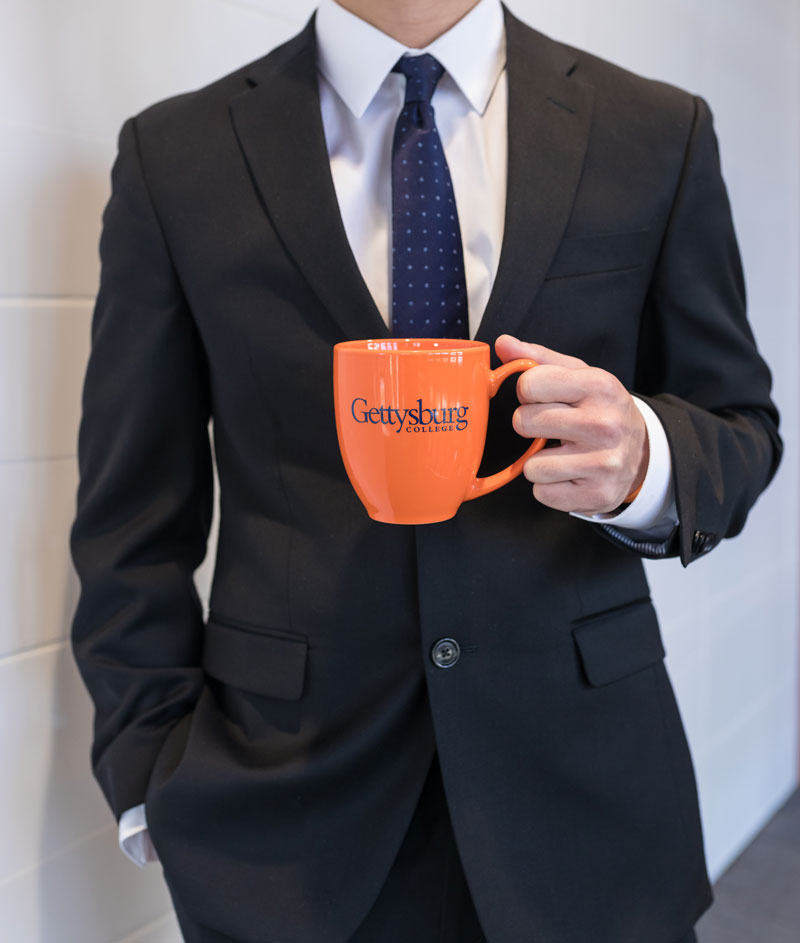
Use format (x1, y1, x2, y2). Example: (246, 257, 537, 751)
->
(475, 9, 595, 348)
(229, 16, 389, 341)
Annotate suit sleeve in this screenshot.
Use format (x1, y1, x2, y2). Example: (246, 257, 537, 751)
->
(70, 117, 213, 819)
(601, 95, 781, 566)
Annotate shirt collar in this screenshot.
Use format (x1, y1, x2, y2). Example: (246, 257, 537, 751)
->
(315, 0, 506, 119)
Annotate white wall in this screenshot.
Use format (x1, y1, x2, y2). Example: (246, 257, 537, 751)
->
(0, 1, 796, 940)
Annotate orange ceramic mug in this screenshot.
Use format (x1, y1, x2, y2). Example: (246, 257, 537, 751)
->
(333, 338, 547, 524)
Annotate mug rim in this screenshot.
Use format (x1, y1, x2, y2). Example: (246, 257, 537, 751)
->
(335, 338, 488, 354)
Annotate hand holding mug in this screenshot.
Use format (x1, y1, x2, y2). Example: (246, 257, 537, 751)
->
(494, 334, 648, 516)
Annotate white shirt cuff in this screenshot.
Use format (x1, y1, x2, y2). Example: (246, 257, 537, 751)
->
(119, 803, 159, 867)
(570, 397, 678, 535)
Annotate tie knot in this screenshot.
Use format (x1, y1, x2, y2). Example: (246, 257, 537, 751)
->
(393, 54, 445, 105)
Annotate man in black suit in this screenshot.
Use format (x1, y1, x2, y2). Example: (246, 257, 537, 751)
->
(71, 1, 781, 941)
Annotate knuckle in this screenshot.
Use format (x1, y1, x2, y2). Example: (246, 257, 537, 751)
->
(581, 366, 603, 390)
(587, 367, 621, 401)
(600, 449, 625, 473)
(587, 413, 620, 448)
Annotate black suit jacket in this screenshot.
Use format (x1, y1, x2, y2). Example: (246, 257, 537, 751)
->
(71, 9, 781, 943)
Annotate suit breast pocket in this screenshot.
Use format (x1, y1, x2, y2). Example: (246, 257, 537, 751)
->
(545, 230, 649, 281)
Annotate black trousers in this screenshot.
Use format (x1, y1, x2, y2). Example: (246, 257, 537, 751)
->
(347, 753, 485, 943)
(167, 753, 698, 943)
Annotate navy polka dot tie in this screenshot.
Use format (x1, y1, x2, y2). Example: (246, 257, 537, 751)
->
(391, 54, 468, 339)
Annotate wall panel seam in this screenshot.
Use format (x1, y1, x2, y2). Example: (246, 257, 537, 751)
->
(0, 638, 68, 667)
(0, 822, 115, 890)
(115, 912, 178, 943)
(0, 454, 77, 466)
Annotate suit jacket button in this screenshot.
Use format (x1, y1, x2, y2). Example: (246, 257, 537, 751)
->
(431, 638, 460, 669)
(692, 530, 716, 556)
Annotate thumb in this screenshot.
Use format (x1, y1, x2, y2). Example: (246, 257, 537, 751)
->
(494, 334, 586, 369)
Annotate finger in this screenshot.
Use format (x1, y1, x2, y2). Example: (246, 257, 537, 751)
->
(495, 334, 587, 370)
(516, 364, 595, 406)
(531, 481, 614, 515)
(524, 451, 632, 513)
(532, 479, 625, 515)
(522, 449, 599, 485)
(532, 480, 584, 513)
(514, 402, 628, 450)
(512, 402, 577, 440)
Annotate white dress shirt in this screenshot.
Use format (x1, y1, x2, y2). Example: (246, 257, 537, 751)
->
(118, 0, 677, 866)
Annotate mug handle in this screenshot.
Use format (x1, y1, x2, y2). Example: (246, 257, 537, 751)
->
(465, 358, 546, 501)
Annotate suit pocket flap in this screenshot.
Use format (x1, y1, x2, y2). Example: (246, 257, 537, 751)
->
(203, 617, 308, 700)
(572, 597, 665, 687)
(546, 230, 647, 280)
